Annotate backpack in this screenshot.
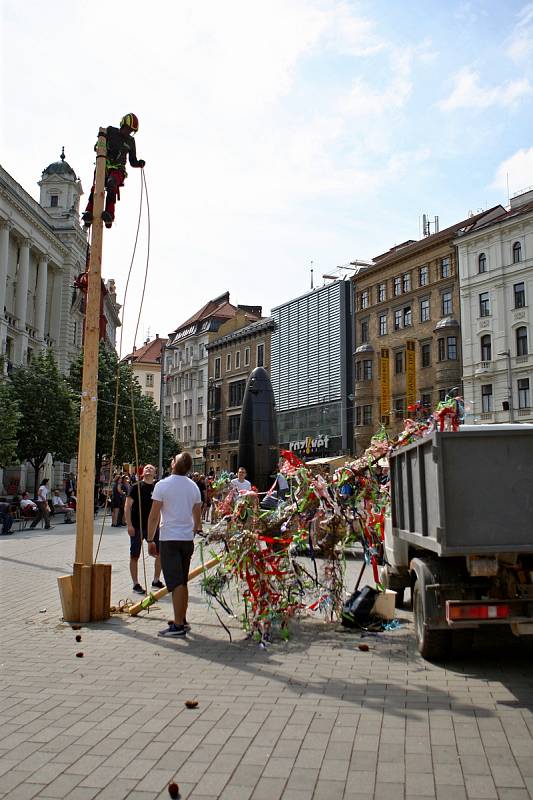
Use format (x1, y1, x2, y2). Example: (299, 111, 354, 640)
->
(341, 586, 379, 628)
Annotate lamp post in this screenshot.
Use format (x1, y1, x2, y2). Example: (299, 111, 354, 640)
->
(497, 350, 515, 423)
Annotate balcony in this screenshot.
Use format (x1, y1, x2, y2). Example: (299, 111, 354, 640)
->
(480, 412, 494, 421)
(517, 408, 531, 417)
(474, 360, 492, 376)
(516, 355, 529, 365)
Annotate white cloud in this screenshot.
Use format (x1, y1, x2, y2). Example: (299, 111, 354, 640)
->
(492, 147, 533, 195)
(507, 3, 533, 62)
(438, 67, 532, 111)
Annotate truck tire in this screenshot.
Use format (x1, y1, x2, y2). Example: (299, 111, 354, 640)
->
(413, 581, 450, 661)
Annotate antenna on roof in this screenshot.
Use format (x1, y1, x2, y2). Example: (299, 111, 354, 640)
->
(310, 260, 314, 290)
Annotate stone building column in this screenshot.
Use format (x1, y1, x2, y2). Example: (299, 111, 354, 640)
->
(0, 221, 10, 318)
(34, 255, 48, 341)
(49, 269, 63, 348)
(14, 238, 31, 363)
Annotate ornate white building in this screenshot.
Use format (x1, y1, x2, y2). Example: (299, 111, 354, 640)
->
(457, 189, 533, 423)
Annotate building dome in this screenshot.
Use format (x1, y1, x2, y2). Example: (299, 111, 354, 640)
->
(355, 343, 374, 354)
(434, 316, 460, 331)
(42, 147, 77, 180)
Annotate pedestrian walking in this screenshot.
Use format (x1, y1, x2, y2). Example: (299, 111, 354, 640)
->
(124, 464, 164, 595)
(30, 479, 52, 530)
(147, 452, 202, 638)
(0, 498, 13, 535)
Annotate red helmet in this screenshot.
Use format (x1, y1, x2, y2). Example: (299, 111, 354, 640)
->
(120, 113, 139, 132)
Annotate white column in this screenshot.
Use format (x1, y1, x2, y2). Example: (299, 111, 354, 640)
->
(0, 221, 10, 317)
(34, 255, 48, 341)
(14, 238, 31, 363)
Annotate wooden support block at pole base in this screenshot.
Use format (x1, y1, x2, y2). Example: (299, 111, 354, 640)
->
(128, 556, 221, 616)
(57, 575, 76, 621)
(72, 562, 92, 624)
(91, 564, 112, 621)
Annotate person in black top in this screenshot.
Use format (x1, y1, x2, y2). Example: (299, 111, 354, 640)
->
(124, 464, 163, 595)
(82, 113, 145, 229)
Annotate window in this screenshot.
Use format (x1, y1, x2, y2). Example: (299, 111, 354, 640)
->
(198, 370, 204, 386)
(479, 292, 490, 317)
(197, 396, 203, 414)
(244, 347, 250, 366)
(420, 298, 430, 322)
(214, 357, 221, 379)
(165, 405, 171, 419)
(440, 257, 451, 278)
(363, 359, 372, 380)
(481, 384, 493, 413)
(394, 398, 405, 417)
(173, 402, 177, 419)
(199, 344, 205, 359)
(514, 282, 525, 309)
(516, 326, 528, 356)
(177, 401, 181, 418)
(356, 407, 362, 426)
(363, 405, 372, 425)
(379, 314, 387, 336)
(447, 336, 457, 360)
(395, 351, 404, 374)
(229, 379, 246, 407)
(518, 378, 530, 409)
(235, 350, 241, 369)
(480, 334, 491, 361)
(228, 415, 240, 441)
(360, 320, 369, 343)
(421, 393, 431, 409)
(513, 241, 522, 263)
(421, 342, 431, 367)
(403, 306, 412, 327)
(478, 253, 487, 273)
(355, 361, 361, 381)
(226, 353, 232, 371)
(188, 398, 193, 416)
(146, 373, 154, 387)
(177, 428, 181, 440)
(197, 423, 203, 440)
(360, 290, 369, 309)
(50, 195, 59, 207)
(394, 310, 402, 331)
(394, 276, 402, 296)
(438, 338, 446, 361)
(378, 283, 386, 303)
(257, 343, 264, 367)
(442, 290, 452, 316)
(439, 389, 447, 402)
(402, 273, 411, 293)
(419, 265, 428, 287)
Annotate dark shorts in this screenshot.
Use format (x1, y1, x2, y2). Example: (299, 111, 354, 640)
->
(159, 540, 194, 591)
(130, 528, 159, 558)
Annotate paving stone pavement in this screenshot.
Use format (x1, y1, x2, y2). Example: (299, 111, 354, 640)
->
(1, 517, 533, 799)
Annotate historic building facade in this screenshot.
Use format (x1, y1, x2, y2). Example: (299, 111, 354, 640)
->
(270, 280, 354, 460)
(206, 316, 275, 473)
(352, 207, 505, 454)
(165, 293, 262, 472)
(457, 189, 533, 423)
(122, 335, 166, 410)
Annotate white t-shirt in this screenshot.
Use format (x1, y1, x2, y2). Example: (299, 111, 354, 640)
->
(151, 474, 201, 541)
(52, 495, 65, 507)
(38, 485, 49, 503)
(230, 478, 251, 493)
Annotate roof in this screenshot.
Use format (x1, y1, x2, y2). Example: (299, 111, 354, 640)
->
(42, 148, 77, 181)
(455, 197, 533, 238)
(122, 336, 167, 364)
(371, 206, 506, 267)
(172, 292, 235, 335)
(207, 317, 275, 350)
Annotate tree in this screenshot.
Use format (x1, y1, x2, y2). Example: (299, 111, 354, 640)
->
(0, 379, 20, 467)
(10, 350, 78, 491)
(69, 343, 180, 475)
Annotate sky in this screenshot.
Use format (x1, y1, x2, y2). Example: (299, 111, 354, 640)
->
(2, 0, 533, 355)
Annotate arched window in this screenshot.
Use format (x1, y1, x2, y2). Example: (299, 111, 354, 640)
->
(516, 326, 528, 356)
(480, 334, 491, 361)
(478, 253, 487, 273)
(513, 241, 522, 263)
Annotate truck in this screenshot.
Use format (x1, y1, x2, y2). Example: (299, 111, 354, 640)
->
(382, 424, 533, 660)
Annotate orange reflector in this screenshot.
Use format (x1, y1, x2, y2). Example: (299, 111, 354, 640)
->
(448, 603, 510, 621)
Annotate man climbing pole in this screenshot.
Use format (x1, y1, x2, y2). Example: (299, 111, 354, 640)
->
(82, 113, 145, 229)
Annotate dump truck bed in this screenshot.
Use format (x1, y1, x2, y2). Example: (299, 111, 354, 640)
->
(389, 424, 533, 556)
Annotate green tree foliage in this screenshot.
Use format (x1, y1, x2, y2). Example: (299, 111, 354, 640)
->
(69, 342, 180, 474)
(10, 350, 78, 489)
(0, 379, 21, 467)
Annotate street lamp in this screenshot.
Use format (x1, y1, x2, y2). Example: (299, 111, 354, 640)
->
(497, 350, 515, 423)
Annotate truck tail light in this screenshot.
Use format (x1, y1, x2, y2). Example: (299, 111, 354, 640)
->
(447, 603, 511, 621)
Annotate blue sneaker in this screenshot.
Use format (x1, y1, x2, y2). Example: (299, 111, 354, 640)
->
(158, 623, 186, 638)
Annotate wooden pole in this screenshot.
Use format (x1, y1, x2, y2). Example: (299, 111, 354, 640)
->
(75, 128, 107, 566)
(128, 556, 220, 616)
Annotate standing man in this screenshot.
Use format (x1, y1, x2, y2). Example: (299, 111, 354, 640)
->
(30, 479, 52, 530)
(124, 464, 163, 595)
(147, 452, 202, 638)
(230, 466, 251, 493)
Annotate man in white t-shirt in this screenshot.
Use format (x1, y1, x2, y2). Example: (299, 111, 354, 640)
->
(230, 466, 251, 493)
(147, 452, 202, 638)
(30, 479, 52, 530)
